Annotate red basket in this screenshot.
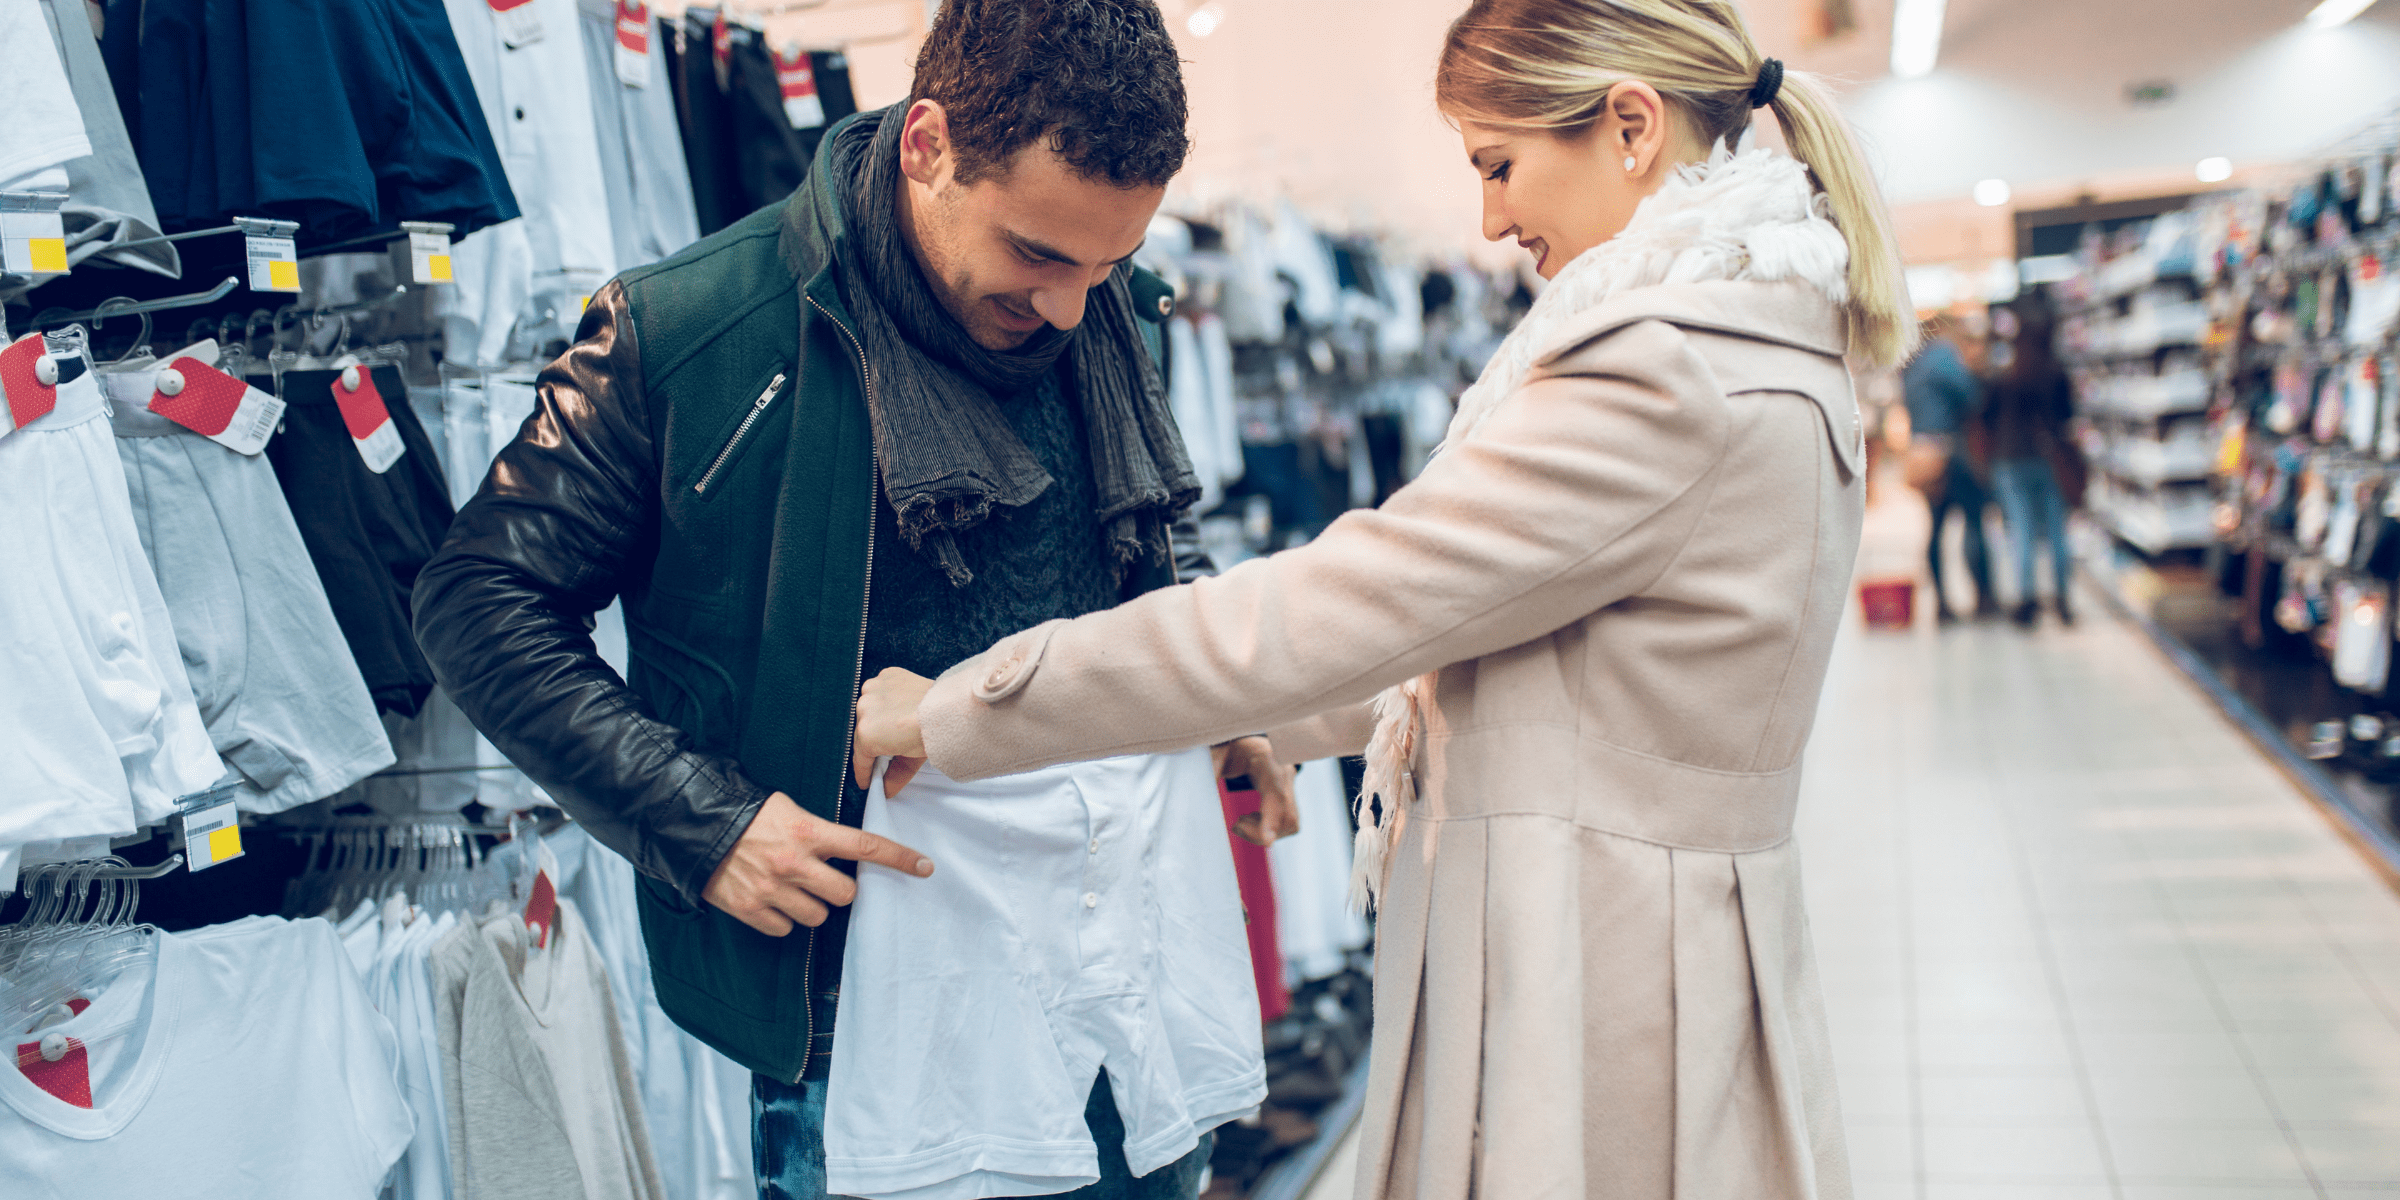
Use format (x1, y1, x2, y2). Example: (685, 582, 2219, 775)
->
(1858, 579, 1915, 630)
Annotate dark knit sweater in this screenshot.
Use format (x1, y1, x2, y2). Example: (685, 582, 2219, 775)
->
(860, 359, 1123, 683)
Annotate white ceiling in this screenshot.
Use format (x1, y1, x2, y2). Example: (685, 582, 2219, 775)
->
(1767, 0, 2400, 202)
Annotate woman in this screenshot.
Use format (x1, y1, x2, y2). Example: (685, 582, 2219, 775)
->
(1981, 302, 2080, 628)
(857, 1, 1910, 1194)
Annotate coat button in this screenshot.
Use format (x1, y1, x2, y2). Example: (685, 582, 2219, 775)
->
(1155, 295, 1173, 318)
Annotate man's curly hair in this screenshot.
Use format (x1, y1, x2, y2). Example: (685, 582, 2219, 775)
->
(909, 0, 1190, 189)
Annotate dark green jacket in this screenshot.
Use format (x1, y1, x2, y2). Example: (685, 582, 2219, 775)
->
(414, 131, 1177, 1081)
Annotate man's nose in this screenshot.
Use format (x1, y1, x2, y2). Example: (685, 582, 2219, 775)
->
(1030, 283, 1089, 332)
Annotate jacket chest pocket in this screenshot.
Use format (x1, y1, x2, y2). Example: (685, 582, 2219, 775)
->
(684, 364, 793, 501)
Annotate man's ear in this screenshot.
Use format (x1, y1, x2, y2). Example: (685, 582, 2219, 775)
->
(897, 99, 953, 189)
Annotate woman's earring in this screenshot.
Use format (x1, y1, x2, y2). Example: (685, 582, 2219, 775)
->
(1623, 155, 1638, 171)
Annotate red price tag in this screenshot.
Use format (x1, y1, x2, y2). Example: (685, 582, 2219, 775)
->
(16, 1002, 94, 1109)
(0, 331, 60, 436)
(146, 356, 285, 455)
(524, 867, 557, 950)
(775, 46, 825, 129)
(614, 0, 650, 87)
(711, 8, 731, 85)
(332, 363, 405, 474)
(615, 0, 647, 51)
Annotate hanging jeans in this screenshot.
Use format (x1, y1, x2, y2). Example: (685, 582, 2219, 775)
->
(1992, 456, 2072, 602)
(753, 1073, 1213, 1200)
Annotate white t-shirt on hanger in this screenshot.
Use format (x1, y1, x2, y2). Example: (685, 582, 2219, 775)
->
(0, 917, 414, 1200)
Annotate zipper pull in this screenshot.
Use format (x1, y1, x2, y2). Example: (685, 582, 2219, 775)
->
(755, 372, 786, 409)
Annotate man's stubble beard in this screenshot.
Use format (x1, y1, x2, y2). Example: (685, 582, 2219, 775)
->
(906, 189, 1037, 352)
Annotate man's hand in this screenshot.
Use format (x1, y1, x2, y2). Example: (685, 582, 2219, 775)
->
(854, 667, 935, 795)
(701, 791, 934, 936)
(1217, 735, 1300, 847)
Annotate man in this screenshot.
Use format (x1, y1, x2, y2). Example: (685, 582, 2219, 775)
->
(414, 3, 1294, 1196)
(1904, 314, 1997, 623)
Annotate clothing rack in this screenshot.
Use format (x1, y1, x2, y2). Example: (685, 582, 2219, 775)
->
(111, 216, 300, 254)
(27, 276, 241, 329)
(299, 221, 457, 261)
(9, 854, 186, 890)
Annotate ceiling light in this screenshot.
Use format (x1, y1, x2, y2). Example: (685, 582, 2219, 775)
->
(1186, 3, 1223, 37)
(2196, 157, 2234, 183)
(2305, 0, 2381, 28)
(1890, 0, 1948, 78)
(1973, 178, 2011, 207)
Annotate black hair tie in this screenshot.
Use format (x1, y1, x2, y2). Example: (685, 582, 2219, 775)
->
(1749, 58, 1784, 109)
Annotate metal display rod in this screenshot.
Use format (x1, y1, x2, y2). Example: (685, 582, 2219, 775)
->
(29, 276, 242, 328)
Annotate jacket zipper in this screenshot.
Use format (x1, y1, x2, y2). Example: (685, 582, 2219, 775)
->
(692, 372, 787, 495)
(795, 295, 877, 1083)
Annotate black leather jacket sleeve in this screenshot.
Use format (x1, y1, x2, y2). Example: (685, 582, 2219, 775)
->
(413, 282, 772, 907)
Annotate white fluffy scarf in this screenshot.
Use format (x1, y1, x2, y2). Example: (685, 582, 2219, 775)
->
(1348, 142, 1851, 913)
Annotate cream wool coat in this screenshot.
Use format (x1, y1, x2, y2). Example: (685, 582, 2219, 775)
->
(917, 276, 1865, 1199)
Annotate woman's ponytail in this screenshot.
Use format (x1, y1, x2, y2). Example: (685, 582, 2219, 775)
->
(1439, 0, 1918, 367)
(1768, 70, 1916, 366)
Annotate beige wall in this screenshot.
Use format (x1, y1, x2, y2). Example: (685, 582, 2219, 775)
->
(1160, 1, 1489, 260)
(694, 0, 2400, 266)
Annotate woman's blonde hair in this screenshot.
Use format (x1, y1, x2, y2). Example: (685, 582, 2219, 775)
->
(1436, 0, 1915, 366)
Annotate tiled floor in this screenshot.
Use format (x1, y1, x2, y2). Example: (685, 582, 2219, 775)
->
(1801, 597, 2400, 1198)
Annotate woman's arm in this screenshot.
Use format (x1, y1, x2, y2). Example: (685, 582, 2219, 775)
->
(911, 319, 1734, 782)
(1260, 702, 1378, 764)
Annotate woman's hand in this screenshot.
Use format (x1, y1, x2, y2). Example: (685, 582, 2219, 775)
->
(854, 667, 934, 795)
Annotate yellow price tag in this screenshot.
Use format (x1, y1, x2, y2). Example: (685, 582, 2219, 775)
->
(26, 238, 65, 273)
(207, 824, 243, 863)
(428, 253, 453, 282)
(268, 259, 299, 290)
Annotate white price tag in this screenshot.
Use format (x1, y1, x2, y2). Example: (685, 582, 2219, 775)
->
(246, 234, 299, 292)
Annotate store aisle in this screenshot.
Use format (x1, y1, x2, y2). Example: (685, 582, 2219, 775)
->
(1802, 594, 2400, 1197)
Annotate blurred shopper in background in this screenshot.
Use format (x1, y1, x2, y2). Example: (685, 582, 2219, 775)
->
(1982, 299, 2081, 629)
(1903, 314, 1998, 623)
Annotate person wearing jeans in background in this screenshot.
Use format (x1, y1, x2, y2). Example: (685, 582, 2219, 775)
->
(1904, 315, 1997, 623)
(1983, 305, 2079, 629)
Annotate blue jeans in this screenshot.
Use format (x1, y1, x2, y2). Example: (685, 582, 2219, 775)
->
(1927, 453, 1994, 607)
(753, 1071, 1214, 1200)
(1991, 457, 2071, 602)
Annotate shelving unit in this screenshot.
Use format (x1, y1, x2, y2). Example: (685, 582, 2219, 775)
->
(2058, 209, 2220, 556)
